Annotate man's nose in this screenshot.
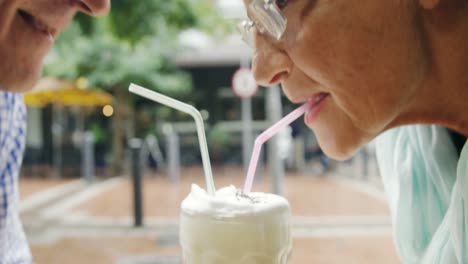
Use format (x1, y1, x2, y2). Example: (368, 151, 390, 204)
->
(76, 0, 110, 17)
(251, 35, 292, 87)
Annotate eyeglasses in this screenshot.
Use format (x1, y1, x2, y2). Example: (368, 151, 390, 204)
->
(238, 0, 288, 48)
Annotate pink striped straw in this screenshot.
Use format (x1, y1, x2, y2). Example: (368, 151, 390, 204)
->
(243, 101, 314, 193)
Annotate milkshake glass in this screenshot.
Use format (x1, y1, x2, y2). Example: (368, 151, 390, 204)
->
(180, 184, 292, 264)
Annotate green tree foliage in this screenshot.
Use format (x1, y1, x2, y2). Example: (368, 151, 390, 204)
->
(43, 0, 230, 175)
(46, 22, 192, 95)
(44, 0, 229, 94)
(108, 0, 197, 45)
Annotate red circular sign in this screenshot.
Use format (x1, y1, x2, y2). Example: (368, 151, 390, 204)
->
(232, 68, 258, 99)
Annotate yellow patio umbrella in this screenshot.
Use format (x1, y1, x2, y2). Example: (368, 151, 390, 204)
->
(24, 77, 113, 107)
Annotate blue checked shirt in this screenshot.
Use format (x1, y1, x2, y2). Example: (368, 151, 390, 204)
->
(0, 91, 32, 263)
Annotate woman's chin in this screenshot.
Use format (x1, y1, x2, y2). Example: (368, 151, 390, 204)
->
(320, 141, 360, 161)
(312, 124, 371, 161)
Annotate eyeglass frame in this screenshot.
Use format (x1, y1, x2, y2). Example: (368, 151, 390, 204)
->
(239, 0, 288, 48)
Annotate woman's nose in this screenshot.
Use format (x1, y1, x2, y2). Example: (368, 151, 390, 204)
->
(251, 35, 292, 87)
(76, 0, 110, 17)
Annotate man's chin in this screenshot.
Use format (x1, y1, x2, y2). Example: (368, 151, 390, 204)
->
(0, 68, 42, 93)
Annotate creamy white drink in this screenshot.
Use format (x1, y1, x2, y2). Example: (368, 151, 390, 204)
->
(180, 184, 292, 264)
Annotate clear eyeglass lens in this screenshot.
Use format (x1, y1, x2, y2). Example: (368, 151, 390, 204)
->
(238, 20, 256, 48)
(250, 0, 287, 40)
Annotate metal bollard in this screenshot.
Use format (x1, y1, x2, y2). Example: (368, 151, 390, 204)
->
(82, 132, 95, 184)
(163, 124, 180, 184)
(362, 148, 369, 181)
(167, 131, 180, 183)
(266, 85, 285, 195)
(129, 138, 144, 227)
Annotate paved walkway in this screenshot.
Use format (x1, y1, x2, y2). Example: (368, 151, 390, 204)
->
(19, 166, 400, 264)
(19, 178, 73, 199)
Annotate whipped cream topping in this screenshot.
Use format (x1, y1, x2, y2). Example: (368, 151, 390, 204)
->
(181, 184, 290, 218)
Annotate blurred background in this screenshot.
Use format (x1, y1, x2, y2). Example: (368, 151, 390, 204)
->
(19, 0, 399, 263)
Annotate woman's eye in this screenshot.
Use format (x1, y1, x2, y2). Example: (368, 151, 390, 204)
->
(274, 0, 289, 10)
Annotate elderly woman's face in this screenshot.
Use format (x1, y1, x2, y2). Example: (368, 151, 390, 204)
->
(0, 0, 110, 92)
(245, 0, 427, 159)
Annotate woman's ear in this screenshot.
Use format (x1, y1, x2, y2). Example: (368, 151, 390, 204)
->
(419, 0, 440, 9)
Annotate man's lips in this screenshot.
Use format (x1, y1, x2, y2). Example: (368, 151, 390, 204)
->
(18, 9, 56, 41)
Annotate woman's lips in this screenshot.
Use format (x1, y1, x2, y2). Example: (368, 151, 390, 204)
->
(304, 93, 329, 125)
